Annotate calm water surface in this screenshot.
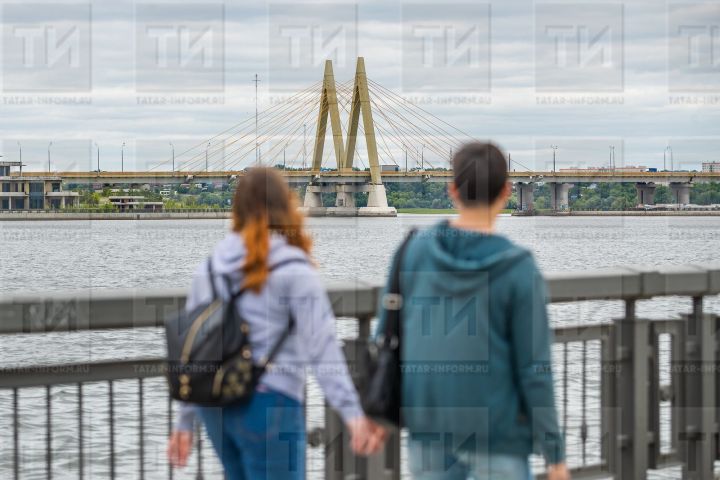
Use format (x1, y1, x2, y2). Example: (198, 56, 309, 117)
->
(1, 215, 719, 479)
(2, 215, 720, 293)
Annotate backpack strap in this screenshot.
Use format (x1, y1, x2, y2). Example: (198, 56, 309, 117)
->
(257, 257, 309, 369)
(221, 257, 308, 369)
(206, 257, 218, 300)
(383, 229, 417, 338)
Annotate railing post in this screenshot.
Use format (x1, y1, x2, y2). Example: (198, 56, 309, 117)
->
(613, 299, 650, 479)
(647, 324, 661, 469)
(324, 314, 400, 480)
(601, 325, 617, 474)
(676, 297, 716, 480)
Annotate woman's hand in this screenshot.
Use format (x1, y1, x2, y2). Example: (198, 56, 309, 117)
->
(547, 462, 570, 480)
(167, 430, 193, 468)
(346, 416, 388, 456)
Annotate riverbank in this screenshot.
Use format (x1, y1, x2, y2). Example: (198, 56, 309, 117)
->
(532, 210, 720, 216)
(2, 208, 720, 220)
(0, 211, 231, 221)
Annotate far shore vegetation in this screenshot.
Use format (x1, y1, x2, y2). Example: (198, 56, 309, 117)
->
(37, 177, 720, 213)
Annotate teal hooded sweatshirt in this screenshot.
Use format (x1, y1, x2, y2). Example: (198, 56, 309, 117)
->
(376, 221, 565, 465)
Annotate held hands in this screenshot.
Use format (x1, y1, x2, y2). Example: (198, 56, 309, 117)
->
(169, 416, 387, 466)
(167, 430, 193, 468)
(346, 416, 388, 456)
(547, 463, 570, 480)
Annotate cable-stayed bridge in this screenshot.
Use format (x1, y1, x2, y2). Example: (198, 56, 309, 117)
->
(14, 57, 720, 213)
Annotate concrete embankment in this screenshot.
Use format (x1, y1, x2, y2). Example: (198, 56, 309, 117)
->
(3, 209, 720, 221)
(0, 211, 232, 221)
(520, 210, 720, 216)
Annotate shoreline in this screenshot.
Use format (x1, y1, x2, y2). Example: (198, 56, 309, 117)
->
(0, 211, 232, 221)
(1, 209, 720, 221)
(530, 210, 720, 216)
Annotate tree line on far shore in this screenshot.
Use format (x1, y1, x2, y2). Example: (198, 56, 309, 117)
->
(73, 181, 720, 211)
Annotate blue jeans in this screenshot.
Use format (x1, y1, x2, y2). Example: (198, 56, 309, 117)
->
(197, 389, 306, 480)
(408, 436, 532, 480)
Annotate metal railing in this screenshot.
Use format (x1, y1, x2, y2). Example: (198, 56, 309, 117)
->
(1, 265, 719, 479)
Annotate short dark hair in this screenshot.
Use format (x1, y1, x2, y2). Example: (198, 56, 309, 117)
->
(452, 142, 508, 206)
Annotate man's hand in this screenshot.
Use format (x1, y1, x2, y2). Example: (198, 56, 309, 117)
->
(346, 416, 388, 456)
(547, 463, 570, 480)
(167, 430, 193, 468)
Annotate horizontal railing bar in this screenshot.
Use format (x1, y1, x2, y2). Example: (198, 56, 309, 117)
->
(0, 281, 381, 334)
(551, 324, 611, 343)
(536, 453, 683, 480)
(0, 264, 718, 334)
(649, 318, 684, 335)
(0, 358, 165, 388)
(537, 463, 609, 480)
(545, 264, 720, 302)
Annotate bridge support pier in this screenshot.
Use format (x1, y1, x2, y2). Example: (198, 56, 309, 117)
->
(635, 182, 656, 206)
(516, 182, 534, 212)
(361, 184, 395, 216)
(669, 182, 692, 205)
(334, 185, 356, 209)
(302, 184, 329, 215)
(550, 183, 573, 211)
(302, 183, 397, 217)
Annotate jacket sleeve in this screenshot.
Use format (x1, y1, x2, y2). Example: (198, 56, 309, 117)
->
(173, 260, 212, 432)
(288, 267, 364, 423)
(510, 259, 565, 465)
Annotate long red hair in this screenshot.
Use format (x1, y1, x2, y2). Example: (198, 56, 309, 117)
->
(232, 167, 312, 292)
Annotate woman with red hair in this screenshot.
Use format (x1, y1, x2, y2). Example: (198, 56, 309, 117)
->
(168, 167, 384, 479)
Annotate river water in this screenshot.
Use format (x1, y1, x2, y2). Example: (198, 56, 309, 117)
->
(1, 215, 719, 479)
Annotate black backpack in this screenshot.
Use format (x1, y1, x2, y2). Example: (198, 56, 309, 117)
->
(165, 257, 304, 407)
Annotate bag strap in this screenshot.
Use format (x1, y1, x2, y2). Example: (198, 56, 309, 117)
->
(220, 257, 307, 370)
(206, 257, 218, 300)
(258, 257, 310, 369)
(383, 229, 417, 338)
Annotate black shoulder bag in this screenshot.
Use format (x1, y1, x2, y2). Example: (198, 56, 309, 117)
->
(165, 257, 304, 407)
(361, 229, 416, 426)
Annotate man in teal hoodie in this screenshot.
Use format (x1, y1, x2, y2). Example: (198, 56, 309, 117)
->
(377, 143, 568, 479)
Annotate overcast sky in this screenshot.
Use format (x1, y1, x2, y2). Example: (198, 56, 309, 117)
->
(0, 0, 718, 172)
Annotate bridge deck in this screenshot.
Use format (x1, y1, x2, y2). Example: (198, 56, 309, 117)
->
(8, 169, 720, 185)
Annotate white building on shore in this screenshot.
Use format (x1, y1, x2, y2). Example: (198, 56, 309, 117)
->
(0, 162, 79, 210)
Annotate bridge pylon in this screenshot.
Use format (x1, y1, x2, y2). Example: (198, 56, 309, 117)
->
(301, 57, 396, 217)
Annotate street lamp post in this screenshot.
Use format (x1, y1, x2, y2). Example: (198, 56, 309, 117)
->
(17, 141, 22, 175)
(303, 124, 307, 169)
(205, 141, 210, 172)
(666, 146, 674, 171)
(121, 142, 125, 172)
(169, 142, 175, 172)
(609, 145, 615, 170)
(94, 143, 100, 172)
(48, 141, 53, 172)
(550, 145, 558, 172)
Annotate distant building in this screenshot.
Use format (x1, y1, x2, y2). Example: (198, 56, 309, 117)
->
(108, 196, 164, 212)
(702, 162, 720, 173)
(559, 166, 649, 173)
(0, 161, 79, 210)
